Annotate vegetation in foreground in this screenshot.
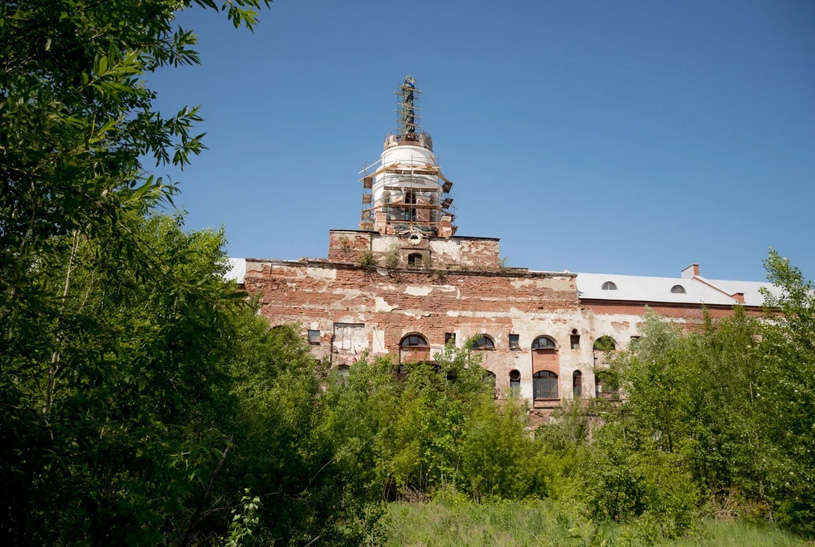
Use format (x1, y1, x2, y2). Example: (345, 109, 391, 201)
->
(384, 499, 809, 547)
(3, 0, 815, 544)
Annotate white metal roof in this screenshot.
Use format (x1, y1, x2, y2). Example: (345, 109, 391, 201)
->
(225, 258, 246, 284)
(702, 278, 781, 307)
(576, 272, 776, 307)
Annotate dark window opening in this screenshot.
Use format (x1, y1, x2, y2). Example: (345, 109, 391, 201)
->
(405, 191, 417, 221)
(483, 370, 497, 398)
(509, 334, 520, 350)
(308, 330, 320, 344)
(445, 332, 456, 345)
(509, 369, 521, 396)
(531, 336, 556, 350)
(394, 364, 408, 382)
(570, 334, 581, 350)
(407, 253, 422, 267)
(573, 370, 583, 398)
(671, 284, 686, 294)
(593, 335, 617, 351)
(472, 334, 495, 350)
(533, 371, 559, 400)
(601, 281, 618, 291)
(336, 365, 350, 385)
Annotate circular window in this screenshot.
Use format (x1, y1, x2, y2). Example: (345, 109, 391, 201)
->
(408, 231, 422, 245)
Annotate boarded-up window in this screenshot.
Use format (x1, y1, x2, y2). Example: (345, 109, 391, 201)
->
(531, 336, 559, 376)
(331, 323, 366, 366)
(333, 323, 366, 352)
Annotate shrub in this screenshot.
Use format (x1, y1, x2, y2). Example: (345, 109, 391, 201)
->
(357, 249, 376, 267)
(383, 244, 399, 269)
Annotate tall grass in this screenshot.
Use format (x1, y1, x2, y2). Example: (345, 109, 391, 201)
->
(384, 500, 808, 547)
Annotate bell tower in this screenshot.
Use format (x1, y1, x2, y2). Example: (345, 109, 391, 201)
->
(359, 76, 456, 238)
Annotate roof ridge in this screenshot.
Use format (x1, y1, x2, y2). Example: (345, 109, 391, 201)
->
(691, 276, 738, 301)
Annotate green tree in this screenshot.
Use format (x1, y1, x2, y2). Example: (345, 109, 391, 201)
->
(587, 252, 815, 537)
(0, 1, 275, 543)
(758, 250, 815, 535)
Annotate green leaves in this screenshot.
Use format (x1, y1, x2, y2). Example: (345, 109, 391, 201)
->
(0, 1, 276, 542)
(586, 257, 815, 538)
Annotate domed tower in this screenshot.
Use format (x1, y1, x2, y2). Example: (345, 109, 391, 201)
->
(359, 76, 456, 238)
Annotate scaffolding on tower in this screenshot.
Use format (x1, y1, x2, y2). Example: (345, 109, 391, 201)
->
(358, 76, 457, 236)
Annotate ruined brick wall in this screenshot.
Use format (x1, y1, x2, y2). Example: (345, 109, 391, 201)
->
(584, 300, 765, 350)
(243, 258, 592, 406)
(327, 230, 502, 271)
(243, 245, 760, 416)
(327, 230, 373, 263)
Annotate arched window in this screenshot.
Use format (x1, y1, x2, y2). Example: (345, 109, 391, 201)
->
(407, 253, 422, 267)
(670, 284, 686, 294)
(399, 333, 429, 363)
(533, 371, 558, 400)
(472, 334, 495, 350)
(531, 335, 557, 349)
(601, 281, 618, 291)
(509, 369, 521, 396)
(573, 370, 583, 398)
(400, 334, 428, 348)
(593, 335, 617, 351)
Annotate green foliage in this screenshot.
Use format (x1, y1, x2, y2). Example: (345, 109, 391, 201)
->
(0, 213, 244, 544)
(357, 248, 376, 267)
(320, 345, 545, 503)
(384, 500, 807, 547)
(224, 489, 262, 547)
(1, 0, 271, 329)
(3, 1, 813, 539)
(461, 398, 539, 500)
(584, 252, 815, 538)
(383, 243, 400, 269)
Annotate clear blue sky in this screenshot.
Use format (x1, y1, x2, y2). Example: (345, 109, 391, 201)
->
(147, 0, 815, 281)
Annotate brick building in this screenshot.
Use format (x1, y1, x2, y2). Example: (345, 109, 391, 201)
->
(228, 77, 776, 412)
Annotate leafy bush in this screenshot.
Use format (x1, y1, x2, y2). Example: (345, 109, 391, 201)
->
(357, 249, 376, 267)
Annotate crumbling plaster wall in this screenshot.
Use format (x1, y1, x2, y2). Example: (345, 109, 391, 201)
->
(243, 258, 591, 404)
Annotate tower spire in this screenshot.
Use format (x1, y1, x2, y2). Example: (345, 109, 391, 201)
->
(397, 75, 420, 138)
